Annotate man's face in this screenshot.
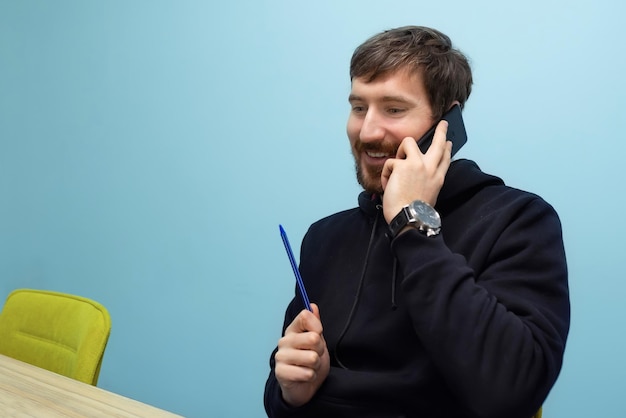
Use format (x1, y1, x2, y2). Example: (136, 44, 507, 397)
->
(347, 70, 435, 194)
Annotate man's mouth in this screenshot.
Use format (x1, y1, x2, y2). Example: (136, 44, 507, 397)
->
(365, 151, 391, 158)
(354, 141, 397, 165)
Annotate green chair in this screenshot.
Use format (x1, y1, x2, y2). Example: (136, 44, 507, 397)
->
(0, 288, 111, 385)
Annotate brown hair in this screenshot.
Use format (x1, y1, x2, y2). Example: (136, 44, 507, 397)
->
(350, 26, 473, 120)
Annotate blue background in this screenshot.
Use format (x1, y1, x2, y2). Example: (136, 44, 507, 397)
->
(1, 1, 624, 417)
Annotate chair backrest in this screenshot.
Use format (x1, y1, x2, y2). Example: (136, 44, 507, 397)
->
(0, 288, 111, 385)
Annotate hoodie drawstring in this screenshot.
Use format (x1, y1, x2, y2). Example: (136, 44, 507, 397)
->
(391, 258, 398, 310)
(335, 209, 381, 370)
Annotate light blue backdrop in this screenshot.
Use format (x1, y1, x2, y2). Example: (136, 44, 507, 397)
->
(1, 1, 624, 417)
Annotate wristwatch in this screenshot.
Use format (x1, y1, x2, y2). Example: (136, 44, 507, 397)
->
(388, 200, 441, 238)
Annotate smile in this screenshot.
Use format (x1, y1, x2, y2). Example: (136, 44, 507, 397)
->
(366, 151, 391, 158)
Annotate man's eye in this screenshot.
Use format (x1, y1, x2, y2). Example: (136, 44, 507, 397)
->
(352, 105, 366, 113)
(388, 108, 405, 114)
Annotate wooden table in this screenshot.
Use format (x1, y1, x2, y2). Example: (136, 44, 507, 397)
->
(0, 353, 183, 417)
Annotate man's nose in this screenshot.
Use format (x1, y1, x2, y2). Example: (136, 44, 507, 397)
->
(359, 110, 385, 143)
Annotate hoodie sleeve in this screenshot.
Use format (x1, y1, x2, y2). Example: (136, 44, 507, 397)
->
(391, 195, 570, 418)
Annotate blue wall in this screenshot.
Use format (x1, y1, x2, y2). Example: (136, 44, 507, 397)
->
(1, 1, 624, 417)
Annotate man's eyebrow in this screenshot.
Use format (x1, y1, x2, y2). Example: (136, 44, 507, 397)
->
(348, 94, 414, 104)
(380, 95, 413, 104)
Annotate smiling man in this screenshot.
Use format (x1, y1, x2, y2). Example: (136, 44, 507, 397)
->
(264, 26, 570, 418)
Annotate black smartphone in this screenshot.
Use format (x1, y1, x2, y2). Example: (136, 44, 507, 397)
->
(417, 104, 467, 157)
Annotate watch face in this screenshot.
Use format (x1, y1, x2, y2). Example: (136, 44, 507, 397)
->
(410, 201, 441, 228)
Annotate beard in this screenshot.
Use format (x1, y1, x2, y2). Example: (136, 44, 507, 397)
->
(355, 160, 384, 195)
(352, 139, 397, 195)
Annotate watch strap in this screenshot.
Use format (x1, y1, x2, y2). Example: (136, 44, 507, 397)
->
(389, 206, 413, 238)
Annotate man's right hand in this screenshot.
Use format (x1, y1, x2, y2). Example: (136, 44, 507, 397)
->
(274, 303, 330, 407)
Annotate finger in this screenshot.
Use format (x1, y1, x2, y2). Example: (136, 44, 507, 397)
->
(395, 136, 421, 160)
(439, 140, 453, 170)
(284, 308, 323, 335)
(433, 120, 449, 146)
(275, 344, 323, 369)
(426, 120, 448, 158)
(275, 360, 318, 383)
(430, 140, 452, 196)
(277, 335, 324, 370)
(381, 157, 395, 191)
(310, 303, 321, 320)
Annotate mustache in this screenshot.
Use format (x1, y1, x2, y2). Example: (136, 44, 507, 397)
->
(354, 140, 398, 156)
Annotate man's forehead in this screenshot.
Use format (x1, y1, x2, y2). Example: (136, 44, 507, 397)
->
(349, 70, 425, 102)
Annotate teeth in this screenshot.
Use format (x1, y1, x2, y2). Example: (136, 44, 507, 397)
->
(367, 151, 388, 158)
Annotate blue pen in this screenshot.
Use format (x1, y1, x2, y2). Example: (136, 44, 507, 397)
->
(279, 224, 312, 312)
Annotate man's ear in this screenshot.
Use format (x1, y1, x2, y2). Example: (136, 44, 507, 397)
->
(448, 100, 461, 111)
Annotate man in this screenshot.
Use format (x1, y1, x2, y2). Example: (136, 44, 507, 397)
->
(264, 26, 570, 418)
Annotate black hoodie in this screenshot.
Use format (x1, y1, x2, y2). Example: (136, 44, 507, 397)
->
(265, 159, 570, 418)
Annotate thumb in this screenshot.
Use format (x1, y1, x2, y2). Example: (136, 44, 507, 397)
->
(309, 303, 324, 336)
(310, 303, 321, 320)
